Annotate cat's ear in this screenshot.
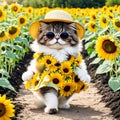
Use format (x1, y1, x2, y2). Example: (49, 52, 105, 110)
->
(68, 23, 76, 31)
(40, 22, 48, 30)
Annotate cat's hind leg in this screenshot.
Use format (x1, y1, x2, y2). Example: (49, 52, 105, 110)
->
(58, 96, 71, 109)
(44, 92, 58, 114)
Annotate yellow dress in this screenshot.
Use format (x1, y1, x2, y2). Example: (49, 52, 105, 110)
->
(24, 52, 88, 97)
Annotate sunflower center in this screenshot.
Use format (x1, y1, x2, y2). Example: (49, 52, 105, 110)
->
(20, 18, 25, 24)
(0, 10, 2, 17)
(35, 81, 39, 86)
(13, 6, 18, 12)
(55, 62, 60, 67)
(64, 86, 70, 92)
(115, 21, 120, 27)
(74, 75, 80, 82)
(53, 78, 59, 84)
(0, 103, 6, 117)
(102, 18, 107, 23)
(46, 59, 51, 64)
(9, 27, 17, 35)
(80, 84, 85, 90)
(0, 31, 5, 37)
(91, 24, 95, 29)
(92, 15, 96, 20)
(102, 40, 117, 53)
(109, 15, 113, 19)
(63, 68, 69, 73)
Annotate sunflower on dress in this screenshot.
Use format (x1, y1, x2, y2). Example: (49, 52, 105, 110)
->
(24, 52, 89, 97)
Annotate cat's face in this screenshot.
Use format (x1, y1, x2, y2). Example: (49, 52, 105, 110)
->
(37, 22, 79, 50)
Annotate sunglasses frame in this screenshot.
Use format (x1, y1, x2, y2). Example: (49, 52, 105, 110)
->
(46, 31, 69, 40)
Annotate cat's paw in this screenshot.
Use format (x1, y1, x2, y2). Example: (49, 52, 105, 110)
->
(81, 74, 91, 83)
(59, 103, 70, 109)
(44, 107, 58, 114)
(22, 71, 33, 82)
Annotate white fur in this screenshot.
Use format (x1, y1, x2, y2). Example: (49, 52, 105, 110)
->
(30, 40, 82, 62)
(58, 38, 66, 45)
(22, 59, 38, 82)
(44, 93, 58, 113)
(49, 38, 57, 45)
(74, 60, 91, 83)
(58, 96, 71, 109)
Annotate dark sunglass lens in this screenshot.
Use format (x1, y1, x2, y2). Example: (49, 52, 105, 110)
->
(60, 32, 69, 39)
(46, 32, 55, 39)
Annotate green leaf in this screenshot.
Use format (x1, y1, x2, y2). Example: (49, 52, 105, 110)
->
(108, 76, 120, 92)
(0, 78, 16, 92)
(84, 32, 96, 41)
(0, 69, 9, 77)
(85, 40, 95, 50)
(13, 45, 24, 51)
(90, 57, 101, 65)
(5, 51, 16, 59)
(21, 38, 29, 47)
(96, 60, 113, 74)
(89, 51, 97, 58)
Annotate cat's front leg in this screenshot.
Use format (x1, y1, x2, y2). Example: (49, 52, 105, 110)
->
(74, 60, 91, 83)
(22, 59, 37, 82)
(44, 92, 58, 114)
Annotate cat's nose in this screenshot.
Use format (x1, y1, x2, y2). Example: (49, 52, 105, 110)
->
(56, 36, 59, 40)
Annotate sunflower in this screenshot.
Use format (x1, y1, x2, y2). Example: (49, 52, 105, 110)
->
(99, 15, 108, 28)
(88, 21, 97, 32)
(113, 19, 120, 31)
(82, 19, 88, 25)
(72, 74, 84, 93)
(90, 13, 97, 21)
(0, 94, 15, 120)
(107, 13, 113, 20)
(0, 8, 6, 21)
(43, 55, 57, 68)
(10, 3, 20, 13)
(0, 31, 8, 41)
(74, 54, 82, 66)
(61, 61, 72, 75)
(25, 72, 40, 90)
(59, 81, 75, 97)
(26, 7, 33, 15)
(8, 26, 20, 40)
(18, 15, 27, 27)
(33, 52, 42, 59)
(50, 72, 63, 87)
(67, 55, 74, 63)
(95, 36, 120, 60)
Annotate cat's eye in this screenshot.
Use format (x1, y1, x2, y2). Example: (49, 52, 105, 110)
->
(60, 32, 69, 39)
(46, 32, 55, 39)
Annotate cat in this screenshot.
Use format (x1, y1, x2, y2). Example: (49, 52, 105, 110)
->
(22, 22, 91, 114)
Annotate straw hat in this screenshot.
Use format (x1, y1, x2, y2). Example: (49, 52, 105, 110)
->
(29, 10, 85, 40)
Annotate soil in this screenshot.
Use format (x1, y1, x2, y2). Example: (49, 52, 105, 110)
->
(0, 48, 120, 120)
(15, 83, 115, 120)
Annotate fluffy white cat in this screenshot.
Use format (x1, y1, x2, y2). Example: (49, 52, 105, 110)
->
(22, 22, 91, 114)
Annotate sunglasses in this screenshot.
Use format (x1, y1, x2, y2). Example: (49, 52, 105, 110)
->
(46, 32, 69, 40)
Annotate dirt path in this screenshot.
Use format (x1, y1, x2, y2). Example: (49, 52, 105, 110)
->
(15, 83, 116, 120)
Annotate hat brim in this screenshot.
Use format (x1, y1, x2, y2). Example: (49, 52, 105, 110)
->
(29, 19, 85, 40)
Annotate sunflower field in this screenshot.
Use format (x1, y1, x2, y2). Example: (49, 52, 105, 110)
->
(0, 3, 120, 119)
